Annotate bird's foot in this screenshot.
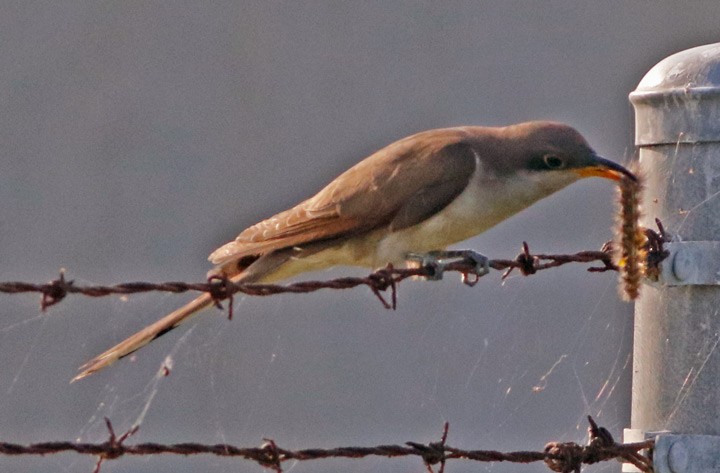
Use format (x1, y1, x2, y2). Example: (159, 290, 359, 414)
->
(405, 250, 490, 286)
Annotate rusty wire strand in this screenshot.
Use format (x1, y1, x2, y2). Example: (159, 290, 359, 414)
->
(0, 234, 669, 313)
(0, 243, 642, 312)
(0, 417, 654, 473)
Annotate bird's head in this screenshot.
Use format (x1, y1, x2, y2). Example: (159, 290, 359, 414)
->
(505, 121, 636, 184)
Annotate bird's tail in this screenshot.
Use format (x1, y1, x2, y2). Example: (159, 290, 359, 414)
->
(72, 274, 244, 382)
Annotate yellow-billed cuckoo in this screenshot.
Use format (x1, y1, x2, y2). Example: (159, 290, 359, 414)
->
(74, 121, 635, 381)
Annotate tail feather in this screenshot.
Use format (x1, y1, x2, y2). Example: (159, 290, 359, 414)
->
(72, 273, 248, 382)
(72, 247, 304, 382)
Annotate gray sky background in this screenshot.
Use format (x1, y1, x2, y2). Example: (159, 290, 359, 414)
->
(1, 3, 719, 472)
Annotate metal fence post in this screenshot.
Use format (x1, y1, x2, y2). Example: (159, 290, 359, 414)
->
(625, 43, 720, 471)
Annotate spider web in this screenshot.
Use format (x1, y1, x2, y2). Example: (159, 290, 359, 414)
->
(15, 247, 635, 473)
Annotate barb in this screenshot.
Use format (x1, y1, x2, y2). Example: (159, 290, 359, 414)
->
(0, 238, 669, 312)
(0, 418, 654, 473)
(92, 418, 138, 473)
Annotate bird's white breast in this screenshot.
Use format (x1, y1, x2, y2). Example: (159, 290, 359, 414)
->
(261, 160, 580, 278)
(373, 161, 579, 265)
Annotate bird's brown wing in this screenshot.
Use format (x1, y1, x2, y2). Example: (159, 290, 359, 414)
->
(208, 130, 479, 267)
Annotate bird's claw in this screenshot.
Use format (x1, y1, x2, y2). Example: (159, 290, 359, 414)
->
(457, 250, 490, 286)
(406, 252, 445, 280)
(406, 250, 490, 286)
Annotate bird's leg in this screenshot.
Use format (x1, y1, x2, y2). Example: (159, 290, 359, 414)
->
(405, 250, 490, 286)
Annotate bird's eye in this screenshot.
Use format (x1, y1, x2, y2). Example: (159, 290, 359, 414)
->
(543, 154, 564, 169)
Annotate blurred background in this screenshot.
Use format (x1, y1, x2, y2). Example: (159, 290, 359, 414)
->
(1, 2, 719, 472)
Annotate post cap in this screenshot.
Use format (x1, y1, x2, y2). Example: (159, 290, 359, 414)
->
(630, 43, 720, 145)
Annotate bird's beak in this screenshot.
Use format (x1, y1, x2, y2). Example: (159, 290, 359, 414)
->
(575, 154, 637, 182)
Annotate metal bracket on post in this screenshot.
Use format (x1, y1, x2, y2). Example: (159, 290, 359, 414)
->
(623, 429, 666, 473)
(655, 434, 720, 473)
(658, 241, 720, 286)
(624, 430, 720, 473)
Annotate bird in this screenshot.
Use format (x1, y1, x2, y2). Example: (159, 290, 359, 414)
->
(73, 121, 635, 381)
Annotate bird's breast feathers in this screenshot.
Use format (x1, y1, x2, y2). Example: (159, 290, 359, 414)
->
(373, 162, 580, 264)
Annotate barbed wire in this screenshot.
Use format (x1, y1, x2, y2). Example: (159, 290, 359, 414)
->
(0, 416, 653, 473)
(0, 238, 667, 313)
(1, 231, 663, 471)
(0, 230, 669, 313)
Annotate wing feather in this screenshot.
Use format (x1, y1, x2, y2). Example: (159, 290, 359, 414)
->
(209, 128, 480, 267)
